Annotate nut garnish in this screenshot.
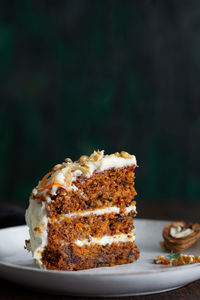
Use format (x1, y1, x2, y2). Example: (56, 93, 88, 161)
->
(90, 150, 104, 161)
(162, 221, 200, 252)
(52, 164, 63, 172)
(170, 225, 194, 238)
(65, 158, 72, 163)
(172, 254, 196, 266)
(120, 151, 132, 159)
(153, 255, 171, 265)
(78, 155, 88, 163)
(153, 252, 200, 267)
(114, 152, 120, 157)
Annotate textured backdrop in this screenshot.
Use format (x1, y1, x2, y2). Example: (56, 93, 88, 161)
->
(0, 0, 200, 204)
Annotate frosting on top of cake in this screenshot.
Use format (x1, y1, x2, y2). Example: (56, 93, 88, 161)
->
(33, 150, 137, 197)
(74, 232, 136, 247)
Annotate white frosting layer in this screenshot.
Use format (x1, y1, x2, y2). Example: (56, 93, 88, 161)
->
(82, 155, 136, 178)
(25, 200, 48, 266)
(74, 233, 135, 247)
(62, 205, 136, 218)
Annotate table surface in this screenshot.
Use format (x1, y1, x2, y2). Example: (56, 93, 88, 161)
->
(0, 201, 200, 300)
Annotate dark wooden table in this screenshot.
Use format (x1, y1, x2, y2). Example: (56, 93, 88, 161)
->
(1, 201, 200, 300)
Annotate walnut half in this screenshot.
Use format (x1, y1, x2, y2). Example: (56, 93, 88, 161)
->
(162, 221, 200, 252)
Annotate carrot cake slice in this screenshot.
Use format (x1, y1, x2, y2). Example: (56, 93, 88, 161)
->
(25, 150, 140, 271)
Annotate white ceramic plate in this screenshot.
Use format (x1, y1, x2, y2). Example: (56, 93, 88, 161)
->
(0, 219, 200, 297)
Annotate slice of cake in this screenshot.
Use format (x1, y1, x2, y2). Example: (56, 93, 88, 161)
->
(25, 150, 140, 270)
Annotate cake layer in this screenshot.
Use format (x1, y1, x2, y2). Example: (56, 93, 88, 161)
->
(46, 166, 136, 217)
(42, 241, 140, 270)
(48, 210, 136, 244)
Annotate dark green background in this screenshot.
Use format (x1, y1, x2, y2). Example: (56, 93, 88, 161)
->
(1, 0, 200, 204)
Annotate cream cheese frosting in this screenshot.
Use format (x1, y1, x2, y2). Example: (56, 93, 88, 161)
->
(25, 199, 48, 266)
(74, 233, 136, 247)
(61, 205, 136, 218)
